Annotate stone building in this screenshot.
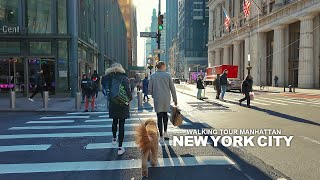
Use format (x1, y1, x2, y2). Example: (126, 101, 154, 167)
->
(208, 0, 320, 88)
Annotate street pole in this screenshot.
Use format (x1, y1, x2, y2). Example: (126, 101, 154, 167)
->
(157, 0, 161, 62)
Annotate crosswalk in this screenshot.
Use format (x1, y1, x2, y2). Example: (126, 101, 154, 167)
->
(226, 95, 320, 107)
(0, 110, 240, 179)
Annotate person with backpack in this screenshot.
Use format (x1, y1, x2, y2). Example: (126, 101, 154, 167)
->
(105, 63, 132, 156)
(83, 76, 98, 112)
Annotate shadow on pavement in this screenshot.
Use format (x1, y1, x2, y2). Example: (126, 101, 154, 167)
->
(250, 106, 320, 126)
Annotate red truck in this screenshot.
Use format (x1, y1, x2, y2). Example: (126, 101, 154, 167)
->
(204, 65, 242, 92)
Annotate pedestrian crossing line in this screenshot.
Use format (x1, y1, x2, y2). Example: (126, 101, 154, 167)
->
(253, 99, 288, 105)
(40, 116, 90, 119)
(86, 140, 212, 150)
(275, 97, 320, 105)
(26, 120, 75, 124)
(84, 118, 192, 125)
(8, 124, 139, 130)
(259, 97, 303, 105)
(0, 131, 135, 140)
(0, 156, 235, 174)
(230, 98, 270, 105)
(67, 112, 108, 115)
(98, 113, 159, 118)
(0, 144, 51, 152)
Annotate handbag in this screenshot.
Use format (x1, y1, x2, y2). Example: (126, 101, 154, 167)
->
(249, 92, 255, 100)
(170, 106, 183, 126)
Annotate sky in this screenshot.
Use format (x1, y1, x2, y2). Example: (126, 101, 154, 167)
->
(134, 0, 166, 66)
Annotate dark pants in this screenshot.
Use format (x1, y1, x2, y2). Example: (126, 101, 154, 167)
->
(157, 112, 168, 137)
(240, 92, 250, 106)
(216, 86, 221, 99)
(30, 86, 43, 99)
(112, 119, 125, 147)
(143, 93, 149, 100)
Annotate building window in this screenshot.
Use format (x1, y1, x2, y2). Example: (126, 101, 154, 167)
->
(0, 41, 20, 54)
(269, 1, 275, 13)
(57, 0, 67, 34)
(57, 41, 69, 91)
(27, 0, 52, 34)
(29, 42, 52, 55)
(0, 0, 19, 27)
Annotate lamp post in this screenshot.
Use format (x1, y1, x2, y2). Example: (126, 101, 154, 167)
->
(246, 54, 252, 75)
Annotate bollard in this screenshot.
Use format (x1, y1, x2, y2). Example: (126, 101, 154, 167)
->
(43, 91, 49, 108)
(137, 91, 143, 107)
(75, 92, 82, 111)
(10, 90, 16, 109)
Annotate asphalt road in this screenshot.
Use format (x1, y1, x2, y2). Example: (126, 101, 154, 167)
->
(0, 89, 318, 180)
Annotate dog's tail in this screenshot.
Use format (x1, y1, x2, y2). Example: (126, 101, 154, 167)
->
(135, 123, 157, 153)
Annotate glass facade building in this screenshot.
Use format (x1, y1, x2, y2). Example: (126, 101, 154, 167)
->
(0, 0, 128, 96)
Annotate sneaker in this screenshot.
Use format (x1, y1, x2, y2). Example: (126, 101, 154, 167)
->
(84, 110, 89, 112)
(28, 98, 34, 102)
(112, 138, 117, 145)
(118, 147, 125, 155)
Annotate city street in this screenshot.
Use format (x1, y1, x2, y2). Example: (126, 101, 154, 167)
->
(1, 88, 319, 180)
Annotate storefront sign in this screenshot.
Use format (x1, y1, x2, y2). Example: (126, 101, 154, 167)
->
(1, 26, 20, 33)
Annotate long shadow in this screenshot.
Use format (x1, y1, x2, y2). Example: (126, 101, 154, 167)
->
(250, 106, 320, 126)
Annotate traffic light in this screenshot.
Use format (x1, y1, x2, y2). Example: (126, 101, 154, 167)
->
(158, 15, 164, 31)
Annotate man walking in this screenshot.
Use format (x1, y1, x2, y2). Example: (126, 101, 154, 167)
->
(149, 61, 177, 143)
(142, 76, 149, 101)
(196, 75, 205, 100)
(274, 75, 279, 87)
(219, 69, 228, 101)
(215, 74, 221, 99)
(239, 75, 253, 108)
(28, 69, 45, 102)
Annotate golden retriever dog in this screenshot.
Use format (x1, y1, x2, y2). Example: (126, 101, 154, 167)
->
(135, 119, 159, 177)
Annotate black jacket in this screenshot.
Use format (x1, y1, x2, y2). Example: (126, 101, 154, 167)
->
(34, 73, 45, 87)
(215, 76, 221, 88)
(83, 79, 98, 96)
(106, 66, 132, 120)
(220, 73, 228, 85)
(196, 79, 205, 89)
(241, 78, 253, 93)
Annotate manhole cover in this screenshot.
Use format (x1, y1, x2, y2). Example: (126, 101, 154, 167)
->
(56, 138, 91, 148)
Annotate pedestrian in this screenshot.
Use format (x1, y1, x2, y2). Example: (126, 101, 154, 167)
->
(83, 76, 98, 112)
(106, 63, 132, 156)
(215, 74, 221, 99)
(239, 75, 253, 108)
(219, 69, 228, 101)
(28, 69, 45, 102)
(274, 75, 279, 87)
(81, 74, 89, 103)
(91, 70, 100, 98)
(149, 61, 178, 143)
(142, 76, 149, 101)
(196, 75, 205, 100)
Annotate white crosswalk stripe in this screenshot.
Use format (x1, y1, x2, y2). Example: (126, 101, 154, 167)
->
(0, 110, 237, 177)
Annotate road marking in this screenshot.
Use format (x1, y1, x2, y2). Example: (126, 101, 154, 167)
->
(40, 116, 90, 119)
(275, 97, 320, 105)
(86, 140, 211, 149)
(259, 97, 303, 105)
(99, 113, 159, 118)
(0, 156, 234, 174)
(0, 145, 51, 152)
(300, 136, 320, 145)
(0, 131, 135, 140)
(26, 120, 75, 124)
(84, 118, 191, 125)
(254, 99, 288, 105)
(9, 124, 139, 130)
(67, 112, 108, 115)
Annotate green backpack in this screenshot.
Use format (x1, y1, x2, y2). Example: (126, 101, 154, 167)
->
(109, 78, 129, 106)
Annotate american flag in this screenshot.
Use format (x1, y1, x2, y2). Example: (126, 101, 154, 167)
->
(223, 8, 230, 31)
(244, 0, 251, 18)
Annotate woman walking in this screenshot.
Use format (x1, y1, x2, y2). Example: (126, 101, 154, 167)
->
(239, 75, 253, 108)
(106, 63, 133, 155)
(149, 61, 177, 143)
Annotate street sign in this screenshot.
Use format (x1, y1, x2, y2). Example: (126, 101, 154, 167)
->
(140, 32, 157, 38)
(153, 49, 165, 54)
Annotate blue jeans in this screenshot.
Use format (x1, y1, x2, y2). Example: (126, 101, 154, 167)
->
(197, 89, 203, 99)
(220, 85, 227, 99)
